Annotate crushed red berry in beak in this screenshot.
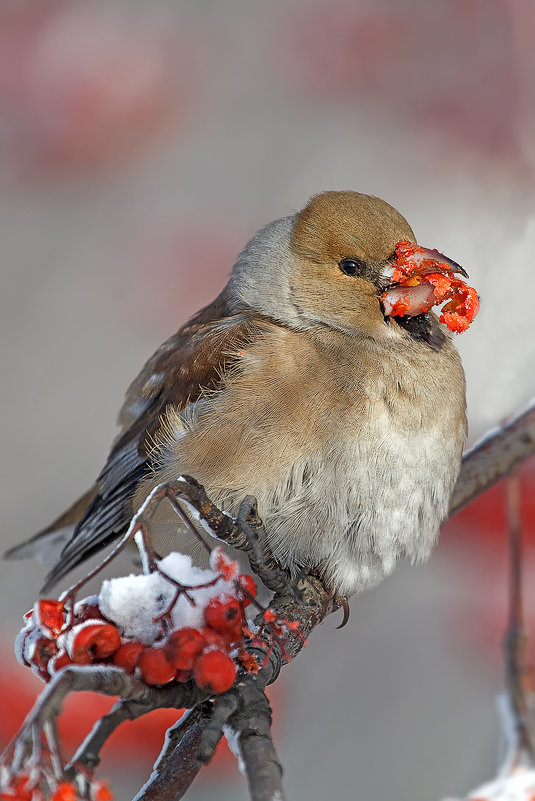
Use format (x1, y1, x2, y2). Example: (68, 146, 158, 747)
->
(380, 240, 479, 333)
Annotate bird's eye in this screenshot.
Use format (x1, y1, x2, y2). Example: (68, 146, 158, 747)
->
(338, 258, 363, 277)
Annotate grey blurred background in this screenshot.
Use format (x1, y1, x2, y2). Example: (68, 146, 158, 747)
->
(1, 0, 535, 799)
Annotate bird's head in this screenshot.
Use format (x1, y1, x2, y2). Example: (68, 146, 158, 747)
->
(228, 190, 477, 339)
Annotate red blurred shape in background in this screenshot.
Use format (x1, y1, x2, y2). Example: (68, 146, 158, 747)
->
(0, 0, 194, 177)
(283, 0, 522, 164)
(446, 457, 535, 546)
(443, 456, 535, 663)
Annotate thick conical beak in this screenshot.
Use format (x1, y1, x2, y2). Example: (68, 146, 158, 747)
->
(416, 247, 469, 278)
(381, 243, 469, 287)
(380, 240, 479, 333)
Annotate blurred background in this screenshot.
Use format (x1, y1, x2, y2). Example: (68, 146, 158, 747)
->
(1, 0, 535, 799)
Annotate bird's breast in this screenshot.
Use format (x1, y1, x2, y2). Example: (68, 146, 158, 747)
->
(151, 324, 466, 596)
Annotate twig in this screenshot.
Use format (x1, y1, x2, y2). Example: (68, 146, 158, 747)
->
(3, 668, 209, 783)
(450, 400, 535, 516)
(165, 478, 293, 594)
(6, 404, 535, 801)
(228, 676, 284, 801)
(500, 475, 535, 772)
(66, 696, 186, 780)
(132, 710, 218, 801)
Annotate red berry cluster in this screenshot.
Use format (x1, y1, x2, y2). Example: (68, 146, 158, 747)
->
(17, 573, 257, 696)
(0, 776, 112, 801)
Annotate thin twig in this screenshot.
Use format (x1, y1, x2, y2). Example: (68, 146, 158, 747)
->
(66, 697, 183, 780)
(500, 475, 535, 771)
(6, 405, 535, 801)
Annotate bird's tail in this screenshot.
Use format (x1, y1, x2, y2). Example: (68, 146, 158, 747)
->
(4, 486, 98, 566)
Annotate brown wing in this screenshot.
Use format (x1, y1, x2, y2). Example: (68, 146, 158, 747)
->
(40, 289, 261, 590)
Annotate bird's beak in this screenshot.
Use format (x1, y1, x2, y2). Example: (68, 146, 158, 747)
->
(380, 244, 469, 289)
(379, 240, 479, 332)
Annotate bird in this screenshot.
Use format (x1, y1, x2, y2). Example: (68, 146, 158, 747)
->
(6, 190, 470, 599)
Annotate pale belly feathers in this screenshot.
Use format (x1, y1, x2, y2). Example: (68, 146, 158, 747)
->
(149, 326, 466, 597)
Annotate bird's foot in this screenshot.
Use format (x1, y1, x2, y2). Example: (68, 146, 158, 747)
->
(235, 496, 300, 599)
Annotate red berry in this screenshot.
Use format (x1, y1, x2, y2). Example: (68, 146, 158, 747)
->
(49, 650, 74, 674)
(211, 547, 239, 580)
(3, 774, 33, 801)
(201, 626, 231, 650)
(35, 599, 65, 637)
(74, 599, 106, 624)
(138, 647, 176, 685)
(31, 635, 59, 679)
(204, 597, 242, 636)
(50, 781, 77, 801)
(193, 650, 237, 694)
(70, 623, 121, 663)
(112, 641, 145, 674)
(91, 781, 114, 801)
(164, 628, 205, 671)
(236, 574, 256, 607)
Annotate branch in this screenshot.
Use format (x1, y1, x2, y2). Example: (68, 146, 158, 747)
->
(134, 573, 335, 801)
(499, 475, 535, 772)
(450, 400, 535, 515)
(5, 667, 209, 783)
(4, 402, 535, 801)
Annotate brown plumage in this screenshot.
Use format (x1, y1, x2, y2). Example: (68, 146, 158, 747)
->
(7, 191, 470, 596)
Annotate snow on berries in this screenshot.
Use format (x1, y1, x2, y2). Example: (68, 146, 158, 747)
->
(381, 240, 479, 333)
(15, 550, 260, 695)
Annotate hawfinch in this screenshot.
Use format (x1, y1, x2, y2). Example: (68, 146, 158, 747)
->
(8, 191, 472, 598)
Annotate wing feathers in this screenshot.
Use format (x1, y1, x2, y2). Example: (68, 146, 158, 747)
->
(35, 292, 266, 590)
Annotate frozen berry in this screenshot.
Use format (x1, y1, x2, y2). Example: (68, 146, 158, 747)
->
(204, 597, 242, 636)
(50, 781, 77, 801)
(201, 626, 231, 650)
(32, 635, 58, 672)
(193, 650, 237, 694)
(164, 628, 205, 671)
(70, 623, 121, 664)
(138, 647, 176, 685)
(91, 781, 114, 801)
(35, 599, 65, 637)
(112, 642, 144, 674)
(74, 598, 107, 624)
(210, 547, 239, 581)
(49, 650, 74, 674)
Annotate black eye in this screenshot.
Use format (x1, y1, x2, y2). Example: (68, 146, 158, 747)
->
(338, 258, 363, 277)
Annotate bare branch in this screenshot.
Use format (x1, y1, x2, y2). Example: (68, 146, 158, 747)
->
(450, 401, 535, 515)
(500, 475, 535, 771)
(228, 677, 284, 801)
(5, 403, 535, 801)
(133, 704, 227, 801)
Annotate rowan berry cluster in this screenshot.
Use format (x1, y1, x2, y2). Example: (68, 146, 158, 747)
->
(0, 775, 112, 801)
(16, 548, 258, 696)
